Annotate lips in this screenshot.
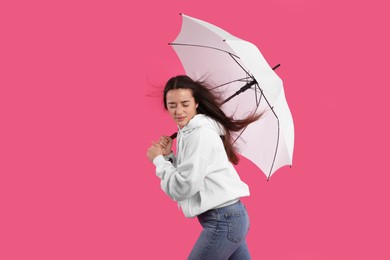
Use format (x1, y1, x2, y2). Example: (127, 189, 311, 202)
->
(176, 117, 185, 121)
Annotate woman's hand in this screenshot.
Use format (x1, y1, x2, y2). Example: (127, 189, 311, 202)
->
(146, 136, 173, 162)
(147, 142, 163, 162)
(157, 135, 173, 156)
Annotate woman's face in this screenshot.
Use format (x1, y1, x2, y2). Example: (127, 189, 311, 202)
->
(166, 88, 198, 129)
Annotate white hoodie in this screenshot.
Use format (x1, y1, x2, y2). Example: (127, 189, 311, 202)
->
(153, 114, 250, 218)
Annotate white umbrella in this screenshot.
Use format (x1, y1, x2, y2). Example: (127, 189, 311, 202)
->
(170, 14, 294, 180)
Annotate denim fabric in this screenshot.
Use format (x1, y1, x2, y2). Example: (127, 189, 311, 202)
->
(188, 200, 251, 260)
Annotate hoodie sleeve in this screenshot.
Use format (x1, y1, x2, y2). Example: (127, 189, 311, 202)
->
(152, 128, 218, 201)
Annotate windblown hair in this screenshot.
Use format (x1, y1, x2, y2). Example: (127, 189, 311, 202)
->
(163, 75, 261, 165)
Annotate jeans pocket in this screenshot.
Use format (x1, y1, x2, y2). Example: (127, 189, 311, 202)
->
(224, 211, 248, 243)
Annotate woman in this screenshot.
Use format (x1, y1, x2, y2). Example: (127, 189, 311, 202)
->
(147, 75, 260, 259)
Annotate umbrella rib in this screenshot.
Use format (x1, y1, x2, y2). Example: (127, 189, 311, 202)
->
(267, 114, 280, 180)
(268, 66, 284, 179)
(169, 43, 241, 59)
(257, 83, 280, 179)
(258, 84, 280, 179)
(228, 53, 253, 80)
(254, 84, 262, 107)
(211, 77, 253, 90)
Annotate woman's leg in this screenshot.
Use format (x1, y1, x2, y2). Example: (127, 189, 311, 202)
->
(229, 240, 251, 260)
(188, 201, 250, 260)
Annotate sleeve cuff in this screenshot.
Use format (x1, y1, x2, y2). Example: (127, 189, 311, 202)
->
(152, 155, 166, 167)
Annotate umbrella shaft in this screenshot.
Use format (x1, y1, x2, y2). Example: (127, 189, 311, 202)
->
(223, 80, 257, 104)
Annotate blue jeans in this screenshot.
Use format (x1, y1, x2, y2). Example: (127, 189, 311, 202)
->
(188, 200, 251, 260)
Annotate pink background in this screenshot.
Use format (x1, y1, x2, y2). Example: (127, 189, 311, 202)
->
(1, 0, 389, 259)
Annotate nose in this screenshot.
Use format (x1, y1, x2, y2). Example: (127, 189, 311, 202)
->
(175, 106, 183, 115)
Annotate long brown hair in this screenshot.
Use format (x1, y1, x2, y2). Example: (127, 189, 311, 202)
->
(164, 75, 261, 165)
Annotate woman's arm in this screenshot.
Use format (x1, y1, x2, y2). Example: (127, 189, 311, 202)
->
(153, 128, 219, 201)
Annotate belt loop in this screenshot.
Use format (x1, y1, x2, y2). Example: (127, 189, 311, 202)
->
(214, 207, 219, 219)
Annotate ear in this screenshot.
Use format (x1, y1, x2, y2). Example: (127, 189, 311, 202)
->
(195, 103, 199, 108)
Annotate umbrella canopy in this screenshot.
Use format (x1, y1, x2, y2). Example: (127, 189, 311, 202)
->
(170, 14, 294, 179)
